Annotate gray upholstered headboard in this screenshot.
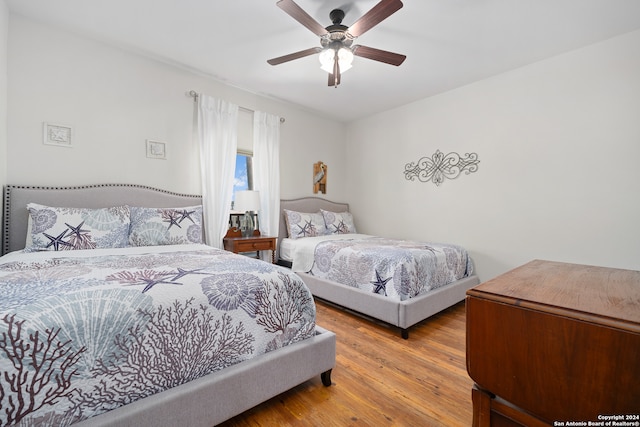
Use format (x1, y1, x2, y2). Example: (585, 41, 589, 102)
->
(2, 184, 202, 255)
(278, 197, 349, 262)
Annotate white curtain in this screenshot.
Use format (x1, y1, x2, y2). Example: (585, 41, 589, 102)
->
(253, 111, 281, 254)
(197, 94, 239, 249)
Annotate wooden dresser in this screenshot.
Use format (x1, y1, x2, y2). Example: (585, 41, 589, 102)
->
(466, 260, 640, 426)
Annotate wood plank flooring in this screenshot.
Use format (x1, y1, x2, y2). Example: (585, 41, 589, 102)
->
(218, 299, 473, 426)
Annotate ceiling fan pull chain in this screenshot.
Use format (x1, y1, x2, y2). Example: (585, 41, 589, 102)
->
(333, 52, 340, 87)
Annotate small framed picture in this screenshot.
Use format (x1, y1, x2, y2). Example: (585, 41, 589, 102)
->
(146, 140, 166, 159)
(43, 123, 73, 147)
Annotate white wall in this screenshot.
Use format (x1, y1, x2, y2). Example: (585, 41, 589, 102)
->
(7, 15, 347, 200)
(8, 14, 640, 282)
(0, 0, 8, 188)
(346, 30, 640, 281)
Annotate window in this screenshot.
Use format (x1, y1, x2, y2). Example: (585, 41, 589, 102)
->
(232, 151, 253, 209)
(233, 108, 254, 207)
(231, 109, 254, 228)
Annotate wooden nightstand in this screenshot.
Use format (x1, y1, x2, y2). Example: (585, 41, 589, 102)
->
(223, 231, 276, 264)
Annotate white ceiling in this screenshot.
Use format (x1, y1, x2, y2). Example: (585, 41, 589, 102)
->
(6, 0, 640, 122)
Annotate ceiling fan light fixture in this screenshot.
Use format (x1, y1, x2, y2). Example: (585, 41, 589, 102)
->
(319, 46, 353, 73)
(318, 48, 334, 72)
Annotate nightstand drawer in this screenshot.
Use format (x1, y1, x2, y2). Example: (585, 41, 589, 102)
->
(235, 240, 274, 252)
(223, 235, 277, 264)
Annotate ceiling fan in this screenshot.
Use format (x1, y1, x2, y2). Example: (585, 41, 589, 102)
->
(267, 0, 406, 87)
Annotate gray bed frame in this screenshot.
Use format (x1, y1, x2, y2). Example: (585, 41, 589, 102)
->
(278, 197, 480, 339)
(2, 184, 336, 427)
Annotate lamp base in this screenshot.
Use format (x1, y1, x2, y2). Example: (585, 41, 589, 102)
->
(241, 212, 254, 237)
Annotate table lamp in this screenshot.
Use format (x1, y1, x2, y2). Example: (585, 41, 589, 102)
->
(234, 190, 260, 237)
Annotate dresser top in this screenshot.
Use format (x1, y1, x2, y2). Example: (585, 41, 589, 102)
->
(468, 259, 640, 328)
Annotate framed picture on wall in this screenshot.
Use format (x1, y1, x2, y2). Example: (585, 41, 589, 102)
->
(43, 123, 73, 148)
(146, 140, 166, 159)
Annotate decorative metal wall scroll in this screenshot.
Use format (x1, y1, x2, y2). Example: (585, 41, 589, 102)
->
(404, 150, 479, 186)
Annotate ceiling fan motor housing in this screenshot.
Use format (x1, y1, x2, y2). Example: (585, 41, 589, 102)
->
(321, 9, 353, 49)
(329, 9, 345, 25)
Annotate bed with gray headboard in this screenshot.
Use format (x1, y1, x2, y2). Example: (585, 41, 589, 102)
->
(1, 184, 335, 427)
(278, 197, 480, 339)
(2, 184, 205, 255)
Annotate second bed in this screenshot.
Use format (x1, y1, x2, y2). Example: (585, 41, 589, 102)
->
(278, 197, 480, 339)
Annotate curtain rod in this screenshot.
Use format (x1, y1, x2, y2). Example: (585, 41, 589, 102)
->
(188, 90, 285, 123)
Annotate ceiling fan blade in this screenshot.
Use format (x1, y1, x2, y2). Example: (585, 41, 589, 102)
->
(328, 73, 335, 87)
(347, 0, 403, 38)
(276, 0, 328, 37)
(352, 45, 406, 66)
(267, 47, 322, 65)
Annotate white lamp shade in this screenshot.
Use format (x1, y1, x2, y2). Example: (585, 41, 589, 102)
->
(235, 190, 260, 212)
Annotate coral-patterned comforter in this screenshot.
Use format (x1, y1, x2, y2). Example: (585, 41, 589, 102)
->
(0, 244, 315, 426)
(306, 236, 473, 301)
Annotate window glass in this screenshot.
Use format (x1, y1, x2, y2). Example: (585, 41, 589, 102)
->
(232, 152, 253, 210)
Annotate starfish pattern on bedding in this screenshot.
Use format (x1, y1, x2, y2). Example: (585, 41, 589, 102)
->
(138, 276, 184, 293)
(44, 230, 73, 251)
(140, 267, 215, 292)
(170, 267, 210, 281)
(108, 270, 185, 293)
(371, 270, 391, 296)
(296, 220, 316, 237)
(331, 220, 349, 234)
(177, 209, 197, 224)
(164, 212, 182, 229)
(65, 221, 89, 238)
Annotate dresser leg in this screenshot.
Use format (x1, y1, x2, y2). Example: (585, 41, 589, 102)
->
(472, 384, 493, 427)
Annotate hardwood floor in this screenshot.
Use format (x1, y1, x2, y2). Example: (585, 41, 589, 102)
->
(218, 299, 473, 426)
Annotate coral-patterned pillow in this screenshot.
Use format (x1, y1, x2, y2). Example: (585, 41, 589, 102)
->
(27, 203, 130, 251)
(321, 209, 357, 235)
(129, 206, 203, 246)
(284, 210, 327, 239)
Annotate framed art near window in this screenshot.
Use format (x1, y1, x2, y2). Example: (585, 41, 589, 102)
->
(43, 123, 73, 148)
(146, 140, 166, 159)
